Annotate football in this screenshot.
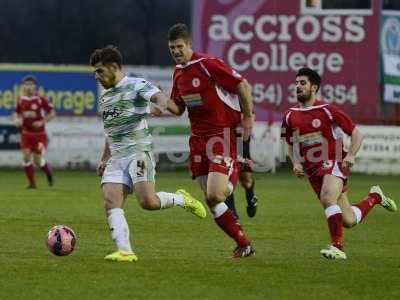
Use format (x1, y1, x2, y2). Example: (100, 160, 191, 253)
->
(46, 225, 77, 256)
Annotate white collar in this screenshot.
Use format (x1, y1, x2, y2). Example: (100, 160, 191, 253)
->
(289, 104, 329, 111)
(176, 58, 206, 69)
(20, 96, 38, 101)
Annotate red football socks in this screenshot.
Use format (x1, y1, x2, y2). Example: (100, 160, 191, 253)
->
(327, 213, 344, 250)
(353, 193, 381, 222)
(325, 205, 344, 250)
(215, 209, 250, 247)
(41, 162, 53, 178)
(24, 164, 36, 186)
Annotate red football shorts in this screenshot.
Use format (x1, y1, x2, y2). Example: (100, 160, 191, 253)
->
(189, 130, 239, 185)
(307, 160, 349, 199)
(20, 131, 48, 154)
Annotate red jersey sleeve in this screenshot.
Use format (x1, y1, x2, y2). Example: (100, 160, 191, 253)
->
(327, 105, 355, 136)
(201, 58, 243, 93)
(170, 72, 186, 112)
(40, 96, 54, 113)
(16, 99, 22, 114)
(281, 111, 293, 145)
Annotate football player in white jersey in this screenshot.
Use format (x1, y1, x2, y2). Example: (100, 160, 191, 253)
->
(90, 45, 206, 262)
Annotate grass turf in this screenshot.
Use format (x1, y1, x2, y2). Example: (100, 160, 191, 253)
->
(0, 169, 399, 299)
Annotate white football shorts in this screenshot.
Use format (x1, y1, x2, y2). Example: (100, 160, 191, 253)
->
(101, 151, 156, 189)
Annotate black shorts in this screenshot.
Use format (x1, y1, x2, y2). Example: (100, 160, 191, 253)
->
(240, 139, 252, 173)
(242, 138, 251, 159)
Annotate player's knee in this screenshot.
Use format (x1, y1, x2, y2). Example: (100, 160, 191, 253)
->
(343, 222, 354, 229)
(205, 198, 219, 207)
(239, 176, 252, 189)
(206, 191, 225, 206)
(23, 154, 31, 163)
(138, 194, 160, 210)
(319, 191, 336, 205)
(103, 196, 119, 211)
(102, 188, 123, 210)
(343, 219, 356, 228)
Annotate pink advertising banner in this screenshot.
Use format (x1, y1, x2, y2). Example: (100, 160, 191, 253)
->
(192, 0, 379, 122)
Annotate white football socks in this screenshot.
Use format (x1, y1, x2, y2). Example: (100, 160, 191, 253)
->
(156, 192, 184, 209)
(23, 161, 32, 167)
(351, 206, 362, 224)
(40, 158, 47, 168)
(324, 204, 342, 218)
(210, 202, 228, 219)
(107, 208, 132, 252)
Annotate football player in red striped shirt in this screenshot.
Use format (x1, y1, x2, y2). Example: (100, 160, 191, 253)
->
(12, 75, 56, 188)
(166, 23, 255, 258)
(281, 68, 397, 259)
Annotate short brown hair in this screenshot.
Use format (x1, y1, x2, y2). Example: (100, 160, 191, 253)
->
(168, 23, 191, 42)
(89, 45, 122, 68)
(22, 75, 37, 84)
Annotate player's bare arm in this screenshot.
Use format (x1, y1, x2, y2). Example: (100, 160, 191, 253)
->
(236, 79, 253, 141)
(342, 127, 363, 170)
(45, 109, 56, 122)
(287, 144, 305, 178)
(167, 99, 185, 116)
(97, 140, 111, 176)
(150, 92, 168, 116)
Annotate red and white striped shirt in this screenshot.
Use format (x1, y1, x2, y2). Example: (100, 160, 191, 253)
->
(171, 52, 243, 136)
(16, 95, 53, 133)
(281, 100, 355, 171)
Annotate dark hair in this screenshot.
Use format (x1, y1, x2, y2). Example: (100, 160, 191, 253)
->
(22, 75, 37, 84)
(168, 23, 191, 42)
(89, 45, 122, 68)
(296, 67, 321, 92)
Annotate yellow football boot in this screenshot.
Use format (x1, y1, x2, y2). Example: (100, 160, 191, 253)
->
(176, 189, 207, 219)
(104, 250, 138, 262)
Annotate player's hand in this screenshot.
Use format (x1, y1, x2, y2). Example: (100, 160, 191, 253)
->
(241, 116, 253, 141)
(157, 84, 164, 93)
(293, 162, 305, 178)
(150, 103, 165, 117)
(32, 120, 45, 128)
(97, 161, 107, 176)
(13, 118, 23, 127)
(342, 153, 355, 170)
(237, 157, 254, 169)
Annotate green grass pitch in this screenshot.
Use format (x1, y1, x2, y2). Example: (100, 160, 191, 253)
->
(0, 169, 399, 299)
